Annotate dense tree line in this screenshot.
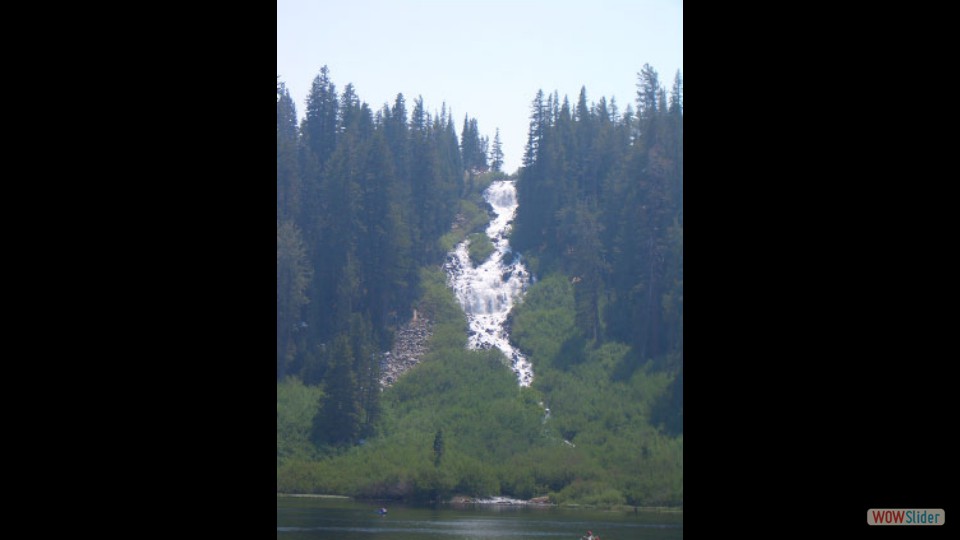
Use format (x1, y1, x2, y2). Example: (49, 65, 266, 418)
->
(277, 66, 489, 446)
(512, 64, 682, 432)
(460, 114, 489, 174)
(513, 65, 682, 371)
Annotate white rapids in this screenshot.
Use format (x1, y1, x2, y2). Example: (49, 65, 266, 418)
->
(444, 180, 534, 386)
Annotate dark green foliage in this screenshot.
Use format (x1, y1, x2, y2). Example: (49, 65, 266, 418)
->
(311, 334, 360, 446)
(277, 220, 312, 381)
(514, 66, 683, 370)
(460, 115, 488, 173)
(278, 69, 503, 456)
(302, 65, 338, 168)
(561, 202, 605, 342)
(491, 128, 504, 172)
(433, 429, 444, 467)
(308, 314, 382, 448)
(277, 84, 301, 222)
(278, 68, 486, 377)
(652, 362, 683, 436)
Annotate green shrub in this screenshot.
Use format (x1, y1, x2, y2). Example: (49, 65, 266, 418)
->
(439, 200, 491, 252)
(277, 377, 324, 463)
(467, 233, 494, 266)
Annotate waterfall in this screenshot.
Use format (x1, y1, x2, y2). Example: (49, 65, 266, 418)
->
(444, 180, 533, 386)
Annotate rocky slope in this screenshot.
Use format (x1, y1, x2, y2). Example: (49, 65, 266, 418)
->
(379, 309, 433, 388)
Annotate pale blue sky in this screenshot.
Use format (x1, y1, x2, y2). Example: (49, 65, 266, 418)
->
(277, 0, 682, 173)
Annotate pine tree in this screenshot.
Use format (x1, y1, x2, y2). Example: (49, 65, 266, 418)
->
(478, 133, 489, 172)
(347, 314, 381, 436)
(461, 114, 475, 173)
(636, 63, 660, 150)
(513, 90, 546, 255)
(668, 71, 684, 220)
(411, 95, 427, 132)
(277, 220, 312, 380)
(491, 128, 504, 173)
(522, 90, 545, 167)
(277, 83, 301, 222)
(565, 202, 604, 342)
(303, 65, 339, 167)
(312, 334, 361, 446)
(358, 128, 412, 334)
(636, 63, 660, 121)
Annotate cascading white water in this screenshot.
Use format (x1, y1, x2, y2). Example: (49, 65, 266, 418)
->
(444, 180, 534, 386)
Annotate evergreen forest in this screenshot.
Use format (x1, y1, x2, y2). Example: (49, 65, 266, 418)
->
(277, 64, 683, 506)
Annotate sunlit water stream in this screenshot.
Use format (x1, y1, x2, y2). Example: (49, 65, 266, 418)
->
(444, 180, 533, 386)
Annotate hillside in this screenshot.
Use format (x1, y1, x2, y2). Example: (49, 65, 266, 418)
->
(277, 65, 683, 506)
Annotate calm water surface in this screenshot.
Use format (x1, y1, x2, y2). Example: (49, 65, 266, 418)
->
(277, 496, 682, 539)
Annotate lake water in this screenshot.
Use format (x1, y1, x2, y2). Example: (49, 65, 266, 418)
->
(277, 496, 682, 539)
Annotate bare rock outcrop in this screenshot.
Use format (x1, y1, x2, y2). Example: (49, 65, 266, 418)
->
(379, 309, 433, 388)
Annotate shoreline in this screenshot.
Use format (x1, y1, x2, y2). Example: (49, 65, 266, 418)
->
(277, 493, 682, 513)
(278, 493, 351, 499)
